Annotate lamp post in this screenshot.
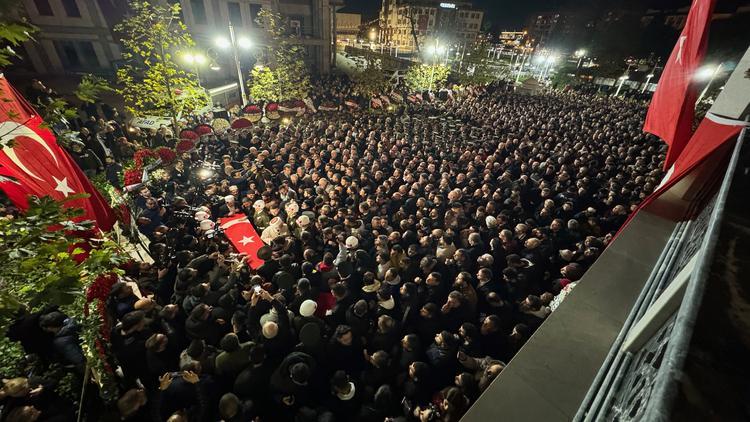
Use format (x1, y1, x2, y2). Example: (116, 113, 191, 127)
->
(614, 75, 628, 97)
(215, 23, 252, 105)
(183, 52, 207, 88)
(575, 49, 586, 69)
(542, 55, 557, 80)
(515, 52, 529, 84)
(642, 73, 654, 94)
(426, 39, 444, 92)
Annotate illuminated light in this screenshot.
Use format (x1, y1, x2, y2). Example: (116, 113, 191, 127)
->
(440, 2, 456, 9)
(619, 75, 629, 80)
(575, 49, 586, 58)
(238, 37, 252, 49)
(198, 168, 214, 179)
(210, 63, 221, 71)
(694, 64, 717, 81)
(215, 37, 231, 49)
(647, 74, 654, 78)
(282, 117, 291, 125)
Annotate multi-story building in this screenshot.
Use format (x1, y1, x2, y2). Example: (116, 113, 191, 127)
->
(17, 0, 125, 76)
(14, 0, 338, 78)
(335, 11, 362, 43)
(379, 0, 483, 53)
(527, 12, 565, 49)
(179, 0, 340, 75)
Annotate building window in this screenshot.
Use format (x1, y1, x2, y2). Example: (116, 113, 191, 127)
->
(227, 1, 242, 26)
(249, 4, 261, 22)
(189, 0, 207, 24)
(33, 0, 53, 16)
(62, 0, 81, 17)
(79, 40, 96, 60)
(60, 42, 81, 67)
(55, 40, 100, 69)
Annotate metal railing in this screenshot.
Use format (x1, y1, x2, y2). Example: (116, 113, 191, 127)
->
(574, 126, 747, 421)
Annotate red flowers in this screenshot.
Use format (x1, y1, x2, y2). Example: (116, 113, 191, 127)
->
(176, 139, 195, 153)
(123, 168, 142, 185)
(133, 149, 158, 168)
(85, 273, 117, 302)
(155, 147, 176, 164)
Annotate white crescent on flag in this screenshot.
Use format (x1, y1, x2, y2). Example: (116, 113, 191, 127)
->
(0, 121, 60, 181)
(220, 216, 250, 230)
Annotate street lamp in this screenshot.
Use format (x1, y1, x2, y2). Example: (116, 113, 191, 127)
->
(215, 23, 252, 105)
(642, 73, 655, 93)
(426, 39, 445, 92)
(615, 75, 628, 97)
(182, 52, 211, 89)
(575, 49, 586, 69)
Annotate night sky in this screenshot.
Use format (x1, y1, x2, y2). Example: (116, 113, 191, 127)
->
(343, 0, 695, 30)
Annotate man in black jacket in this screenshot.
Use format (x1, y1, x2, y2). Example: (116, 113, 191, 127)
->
(38, 311, 85, 375)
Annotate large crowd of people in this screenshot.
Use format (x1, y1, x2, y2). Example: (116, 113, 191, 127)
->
(1, 76, 665, 422)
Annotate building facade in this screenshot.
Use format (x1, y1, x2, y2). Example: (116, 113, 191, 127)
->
(179, 0, 339, 75)
(335, 12, 361, 43)
(379, 0, 483, 53)
(18, 0, 125, 75)
(15, 0, 337, 78)
(526, 12, 564, 49)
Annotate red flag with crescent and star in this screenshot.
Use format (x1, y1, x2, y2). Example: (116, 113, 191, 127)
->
(643, 0, 716, 170)
(0, 75, 116, 230)
(218, 214, 265, 269)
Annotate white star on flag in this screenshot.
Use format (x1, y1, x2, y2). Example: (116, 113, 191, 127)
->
(239, 236, 255, 246)
(53, 176, 75, 197)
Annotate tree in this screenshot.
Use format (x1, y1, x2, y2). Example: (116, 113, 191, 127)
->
(248, 8, 311, 102)
(114, 1, 208, 121)
(453, 41, 502, 86)
(0, 0, 36, 69)
(0, 196, 126, 324)
(248, 64, 280, 102)
(351, 57, 389, 98)
(0, 0, 37, 121)
(74, 74, 114, 103)
(0, 196, 128, 395)
(405, 64, 450, 92)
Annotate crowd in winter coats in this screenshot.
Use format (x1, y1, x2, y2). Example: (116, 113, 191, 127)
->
(1, 77, 665, 422)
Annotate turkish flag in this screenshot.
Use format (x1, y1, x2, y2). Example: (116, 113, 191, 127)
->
(614, 114, 743, 239)
(0, 76, 116, 230)
(668, 115, 743, 182)
(218, 214, 265, 269)
(0, 166, 30, 209)
(643, 0, 716, 170)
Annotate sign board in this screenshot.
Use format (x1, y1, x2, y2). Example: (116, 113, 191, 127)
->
(130, 116, 172, 129)
(440, 2, 456, 8)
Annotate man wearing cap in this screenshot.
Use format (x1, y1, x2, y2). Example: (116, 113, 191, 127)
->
(218, 194, 239, 218)
(334, 235, 360, 266)
(252, 200, 271, 231)
(269, 351, 316, 410)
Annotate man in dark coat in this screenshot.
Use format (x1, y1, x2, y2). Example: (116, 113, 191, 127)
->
(38, 311, 85, 375)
